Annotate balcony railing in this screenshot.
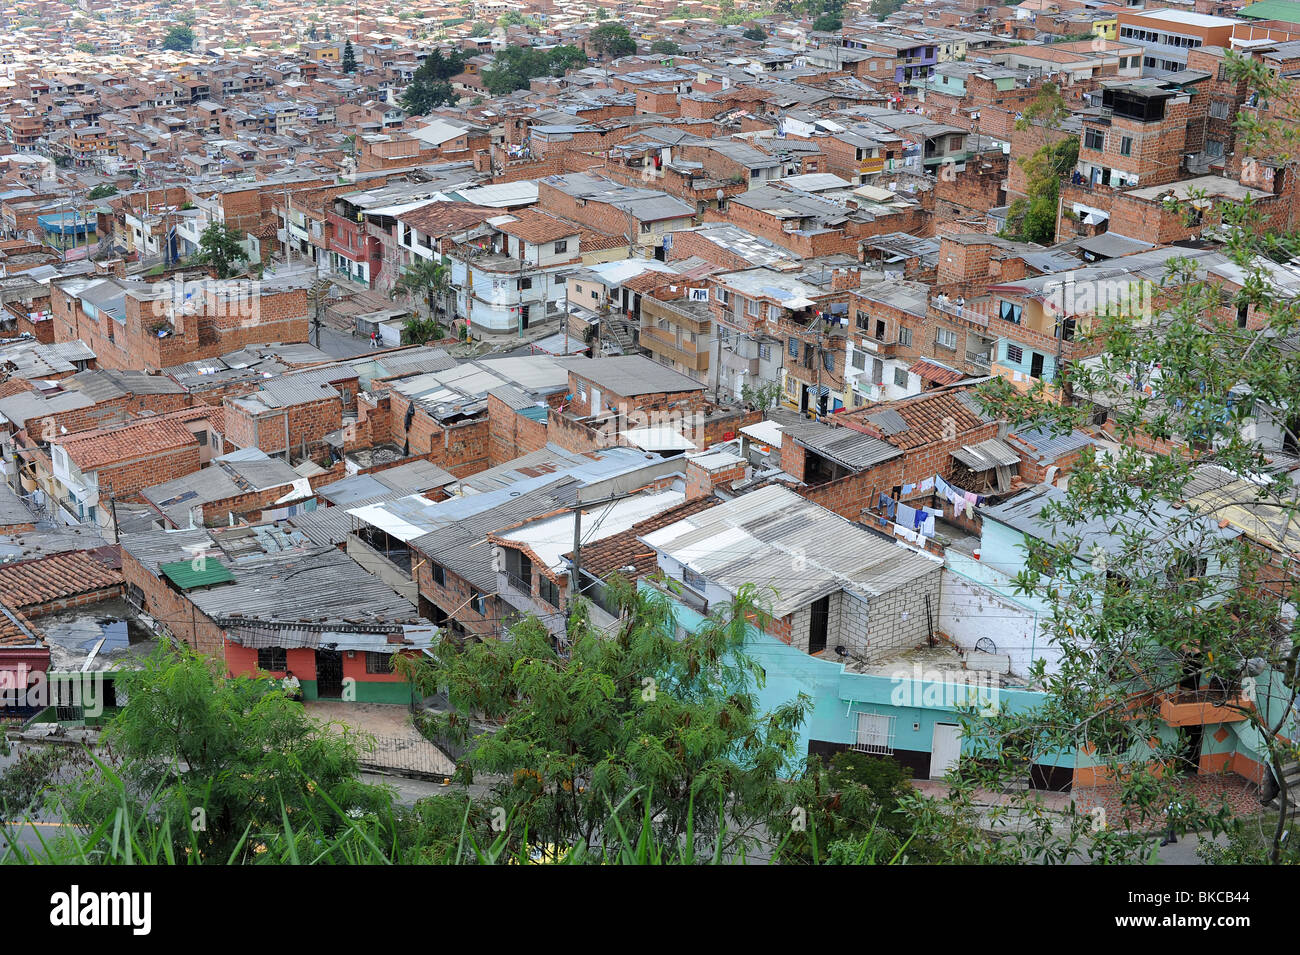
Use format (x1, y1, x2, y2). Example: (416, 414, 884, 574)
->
(931, 300, 990, 327)
(506, 571, 532, 596)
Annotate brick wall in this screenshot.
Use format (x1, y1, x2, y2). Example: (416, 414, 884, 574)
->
(121, 547, 225, 655)
(99, 444, 201, 501)
(387, 390, 490, 477)
(487, 392, 548, 468)
(223, 394, 342, 457)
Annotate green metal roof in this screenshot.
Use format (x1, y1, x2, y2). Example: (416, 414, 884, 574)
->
(160, 559, 236, 590)
(518, 405, 549, 423)
(1240, 0, 1300, 23)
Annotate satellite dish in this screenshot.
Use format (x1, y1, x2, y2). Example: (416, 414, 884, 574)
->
(975, 637, 997, 655)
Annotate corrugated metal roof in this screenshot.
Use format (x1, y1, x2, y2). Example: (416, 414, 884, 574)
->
(1008, 426, 1094, 463)
(641, 484, 939, 617)
(951, 438, 1021, 471)
(159, 558, 236, 590)
(784, 418, 902, 470)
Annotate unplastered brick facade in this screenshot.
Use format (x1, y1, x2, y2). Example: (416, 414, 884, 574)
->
(487, 392, 549, 468)
(120, 547, 224, 655)
(98, 443, 201, 502)
(412, 554, 507, 640)
(223, 393, 342, 458)
(50, 280, 310, 372)
(386, 390, 490, 477)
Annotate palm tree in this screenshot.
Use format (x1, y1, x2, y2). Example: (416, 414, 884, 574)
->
(391, 259, 454, 334)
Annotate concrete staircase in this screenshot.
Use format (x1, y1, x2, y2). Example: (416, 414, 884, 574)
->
(600, 314, 638, 355)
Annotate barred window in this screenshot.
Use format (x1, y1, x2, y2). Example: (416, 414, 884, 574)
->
(257, 647, 287, 671)
(365, 652, 390, 674)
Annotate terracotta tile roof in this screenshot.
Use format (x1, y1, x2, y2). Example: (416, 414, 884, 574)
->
(54, 417, 199, 471)
(846, 387, 990, 451)
(908, 358, 965, 386)
(0, 550, 124, 612)
(496, 208, 581, 245)
(570, 497, 720, 581)
(580, 230, 629, 252)
(622, 271, 677, 294)
(0, 601, 42, 648)
(398, 201, 497, 237)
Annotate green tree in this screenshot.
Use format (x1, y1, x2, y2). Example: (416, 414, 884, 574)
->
(482, 45, 554, 94)
(497, 10, 524, 26)
(811, 14, 842, 30)
(401, 315, 446, 345)
(160, 24, 195, 51)
(392, 581, 811, 857)
(75, 41, 95, 53)
(392, 258, 455, 326)
(588, 22, 636, 60)
(948, 52, 1300, 864)
(741, 380, 781, 412)
(86, 184, 118, 200)
(650, 39, 680, 56)
(469, 22, 491, 37)
(400, 49, 464, 113)
(48, 645, 389, 862)
(547, 44, 589, 75)
(595, 6, 609, 19)
(742, 26, 767, 41)
(868, 0, 904, 19)
(341, 38, 356, 72)
(1001, 84, 1076, 245)
(195, 221, 250, 278)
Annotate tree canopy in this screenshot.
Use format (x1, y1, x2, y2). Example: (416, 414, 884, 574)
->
(160, 24, 195, 51)
(195, 221, 249, 279)
(588, 22, 636, 60)
(400, 48, 465, 114)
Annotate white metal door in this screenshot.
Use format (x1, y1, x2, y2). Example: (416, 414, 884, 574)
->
(929, 723, 962, 779)
(590, 385, 601, 412)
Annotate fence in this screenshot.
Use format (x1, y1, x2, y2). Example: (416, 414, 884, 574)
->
(357, 732, 454, 778)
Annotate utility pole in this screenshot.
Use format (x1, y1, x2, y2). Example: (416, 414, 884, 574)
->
(566, 490, 638, 628)
(104, 481, 119, 544)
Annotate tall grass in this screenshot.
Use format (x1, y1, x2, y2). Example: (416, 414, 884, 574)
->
(1, 765, 904, 865)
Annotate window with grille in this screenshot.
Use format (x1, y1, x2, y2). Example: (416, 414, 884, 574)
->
(851, 350, 866, 371)
(682, 567, 706, 592)
(894, 367, 908, 388)
(365, 652, 390, 674)
(1006, 343, 1024, 364)
(788, 337, 798, 357)
(257, 647, 287, 671)
(1084, 128, 1104, 151)
(539, 575, 560, 608)
(554, 240, 567, 253)
(999, 301, 1022, 324)
(853, 713, 895, 754)
(430, 562, 445, 588)
(899, 327, 912, 346)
